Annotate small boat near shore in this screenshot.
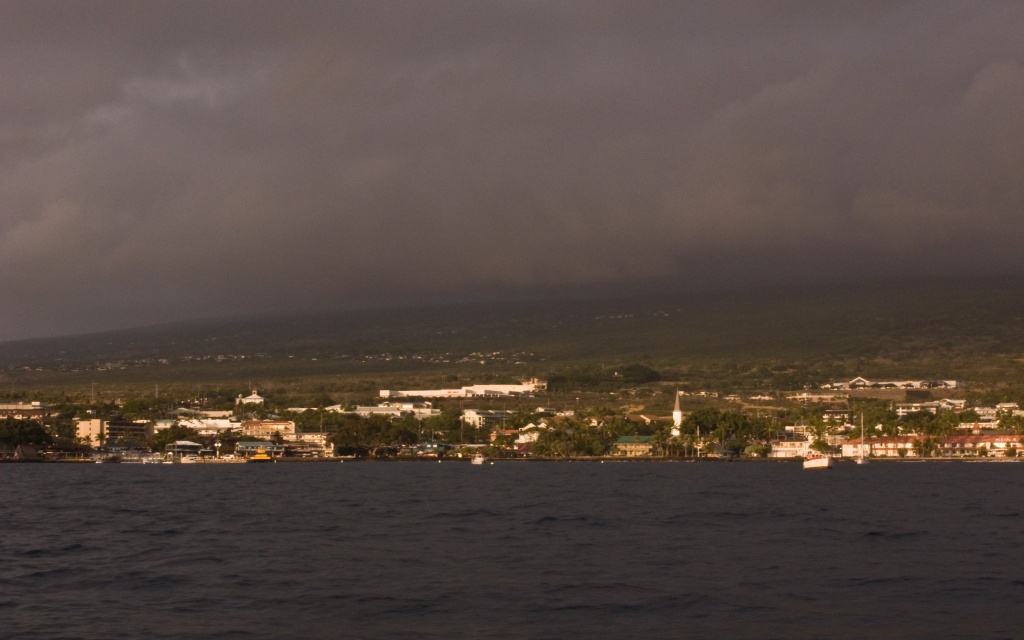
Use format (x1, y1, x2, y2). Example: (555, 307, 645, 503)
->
(471, 453, 486, 465)
(855, 413, 869, 465)
(803, 454, 833, 470)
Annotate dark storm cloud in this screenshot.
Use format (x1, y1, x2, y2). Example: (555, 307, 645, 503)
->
(1, 1, 1023, 340)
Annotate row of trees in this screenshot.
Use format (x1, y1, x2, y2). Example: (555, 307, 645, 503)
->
(0, 417, 53, 450)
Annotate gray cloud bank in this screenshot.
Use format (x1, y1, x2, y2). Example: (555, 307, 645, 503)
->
(2, 1, 1023, 340)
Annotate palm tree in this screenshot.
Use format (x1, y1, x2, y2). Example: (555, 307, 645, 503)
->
(650, 429, 669, 457)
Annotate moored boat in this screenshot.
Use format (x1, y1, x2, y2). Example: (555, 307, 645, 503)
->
(471, 453, 486, 465)
(855, 413, 870, 465)
(803, 454, 833, 470)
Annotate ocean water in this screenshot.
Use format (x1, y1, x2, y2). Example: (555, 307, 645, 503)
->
(1, 460, 1022, 639)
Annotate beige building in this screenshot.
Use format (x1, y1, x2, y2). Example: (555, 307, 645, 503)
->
(77, 419, 104, 446)
(841, 435, 1023, 458)
(76, 419, 153, 446)
(240, 420, 296, 439)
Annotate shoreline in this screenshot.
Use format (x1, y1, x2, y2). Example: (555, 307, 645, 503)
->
(3, 456, 1021, 464)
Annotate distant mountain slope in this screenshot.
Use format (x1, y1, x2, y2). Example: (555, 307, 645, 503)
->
(2, 277, 1024, 373)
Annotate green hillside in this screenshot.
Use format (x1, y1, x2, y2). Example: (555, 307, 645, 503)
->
(3, 277, 1024, 399)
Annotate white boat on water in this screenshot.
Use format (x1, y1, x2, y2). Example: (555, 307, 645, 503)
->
(803, 454, 833, 470)
(471, 453, 486, 465)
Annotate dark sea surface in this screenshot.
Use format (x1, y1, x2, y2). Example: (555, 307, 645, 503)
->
(2, 460, 1022, 639)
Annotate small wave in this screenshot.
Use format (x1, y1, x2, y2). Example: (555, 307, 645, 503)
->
(848, 576, 919, 586)
(863, 530, 927, 539)
(429, 508, 501, 518)
(533, 514, 592, 525)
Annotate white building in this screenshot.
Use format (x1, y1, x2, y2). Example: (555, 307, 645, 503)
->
(178, 418, 238, 437)
(327, 402, 441, 418)
(788, 392, 848, 404)
(236, 390, 266, 405)
(895, 402, 942, 417)
(462, 409, 513, 429)
(824, 377, 960, 390)
(768, 438, 810, 458)
(516, 422, 548, 445)
(380, 379, 546, 399)
(0, 401, 56, 419)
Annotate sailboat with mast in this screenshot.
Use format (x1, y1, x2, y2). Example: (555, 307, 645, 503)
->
(855, 413, 870, 465)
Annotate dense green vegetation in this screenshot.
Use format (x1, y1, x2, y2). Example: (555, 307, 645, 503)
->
(0, 417, 52, 449)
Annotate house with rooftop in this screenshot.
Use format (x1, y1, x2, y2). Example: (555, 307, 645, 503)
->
(612, 435, 652, 457)
(236, 390, 266, 405)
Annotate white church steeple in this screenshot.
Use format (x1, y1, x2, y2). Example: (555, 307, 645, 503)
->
(671, 390, 682, 437)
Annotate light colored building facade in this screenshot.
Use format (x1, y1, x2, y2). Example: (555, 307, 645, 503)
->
(325, 402, 441, 418)
(768, 438, 810, 458)
(236, 390, 266, 405)
(76, 419, 104, 446)
(612, 436, 652, 457)
(462, 409, 513, 430)
(825, 378, 960, 390)
(0, 402, 57, 419)
(240, 420, 296, 439)
(76, 418, 153, 446)
(380, 379, 546, 399)
(841, 435, 1023, 458)
(178, 418, 238, 437)
(895, 402, 942, 416)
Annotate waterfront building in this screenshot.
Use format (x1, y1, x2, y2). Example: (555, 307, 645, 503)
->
(840, 435, 1023, 458)
(235, 441, 286, 458)
(104, 419, 154, 444)
(76, 418, 153, 447)
(612, 436, 653, 457)
(165, 440, 203, 458)
(240, 420, 296, 439)
(76, 419, 104, 446)
(768, 437, 810, 459)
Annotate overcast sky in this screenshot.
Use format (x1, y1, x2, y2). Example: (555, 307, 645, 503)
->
(2, 1, 1023, 341)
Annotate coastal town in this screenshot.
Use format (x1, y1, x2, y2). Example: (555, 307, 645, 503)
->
(2, 375, 1023, 463)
